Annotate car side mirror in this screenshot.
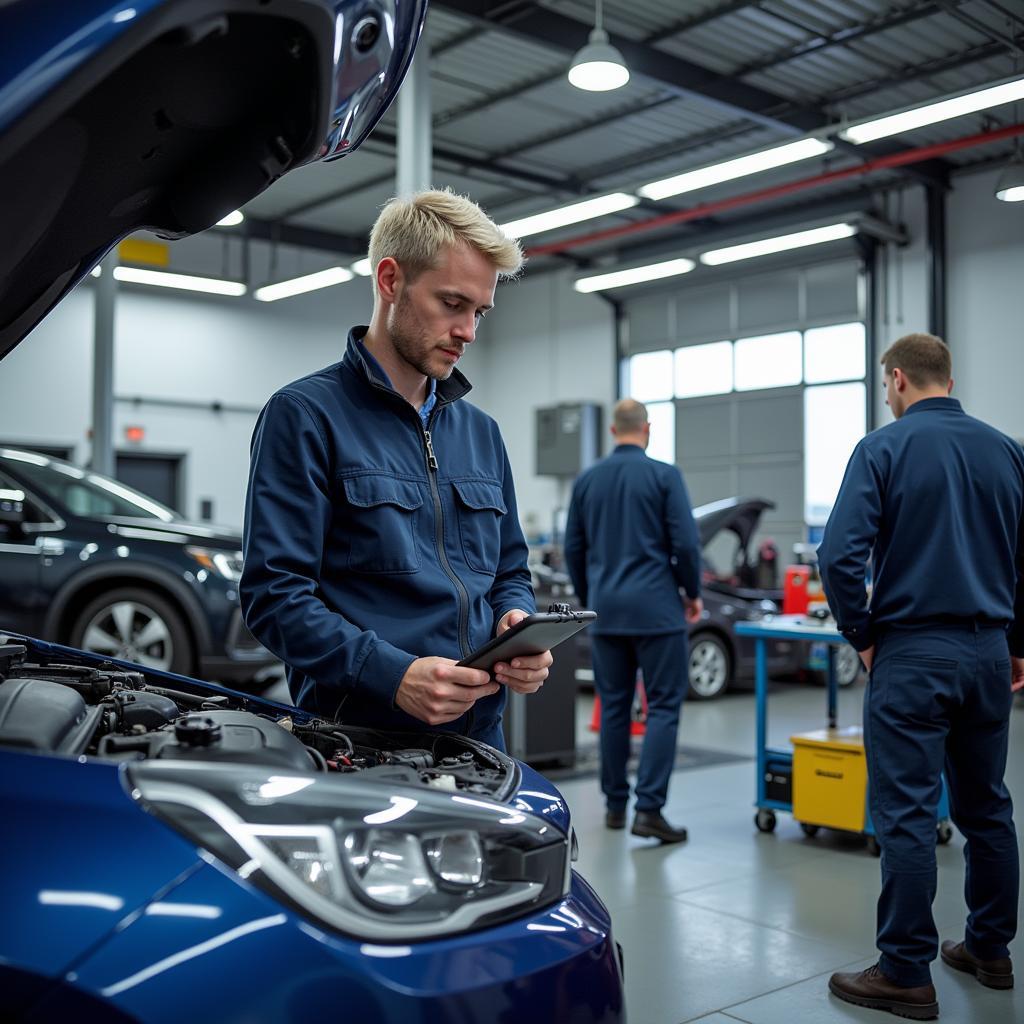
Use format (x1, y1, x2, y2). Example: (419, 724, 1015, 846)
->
(0, 488, 26, 526)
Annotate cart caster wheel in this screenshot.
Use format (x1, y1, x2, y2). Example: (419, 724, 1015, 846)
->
(800, 823, 820, 837)
(866, 835, 881, 857)
(936, 820, 954, 845)
(755, 809, 777, 833)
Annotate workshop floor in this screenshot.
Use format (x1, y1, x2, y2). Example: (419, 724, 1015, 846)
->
(558, 681, 1024, 1023)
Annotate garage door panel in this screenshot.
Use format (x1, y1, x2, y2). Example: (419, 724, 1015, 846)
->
(677, 400, 732, 460)
(736, 391, 802, 456)
(737, 460, 803, 523)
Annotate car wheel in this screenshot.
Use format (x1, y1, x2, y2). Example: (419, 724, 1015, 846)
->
(70, 587, 193, 676)
(834, 644, 863, 687)
(688, 632, 732, 700)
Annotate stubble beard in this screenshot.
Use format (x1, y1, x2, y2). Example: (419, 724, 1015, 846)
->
(388, 294, 454, 381)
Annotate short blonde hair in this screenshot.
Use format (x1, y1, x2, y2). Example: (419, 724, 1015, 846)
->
(368, 188, 523, 294)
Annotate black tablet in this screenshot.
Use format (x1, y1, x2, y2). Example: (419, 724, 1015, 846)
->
(457, 609, 597, 674)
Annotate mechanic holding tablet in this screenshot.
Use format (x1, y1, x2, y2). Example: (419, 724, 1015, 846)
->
(240, 190, 551, 751)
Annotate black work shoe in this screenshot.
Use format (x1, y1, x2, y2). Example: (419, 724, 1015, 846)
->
(828, 964, 938, 1020)
(605, 809, 626, 830)
(631, 811, 687, 843)
(941, 940, 1014, 989)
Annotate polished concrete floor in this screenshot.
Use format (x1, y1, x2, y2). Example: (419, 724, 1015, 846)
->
(558, 680, 1024, 1024)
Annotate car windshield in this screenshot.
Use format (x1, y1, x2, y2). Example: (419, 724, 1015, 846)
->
(0, 451, 176, 521)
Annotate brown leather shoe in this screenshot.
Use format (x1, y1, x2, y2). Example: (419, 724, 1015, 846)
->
(941, 940, 1013, 989)
(605, 809, 626, 830)
(631, 811, 687, 843)
(828, 964, 938, 1020)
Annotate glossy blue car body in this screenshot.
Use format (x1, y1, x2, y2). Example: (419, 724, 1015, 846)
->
(0, 637, 625, 1022)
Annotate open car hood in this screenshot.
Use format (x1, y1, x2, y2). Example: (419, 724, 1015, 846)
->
(0, 0, 427, 360)
(693, 496, 775, 549)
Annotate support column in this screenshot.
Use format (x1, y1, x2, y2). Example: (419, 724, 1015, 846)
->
(396, 43, 432, 196)
(91, 249, 118, 476)
(925, 184, 947, 341)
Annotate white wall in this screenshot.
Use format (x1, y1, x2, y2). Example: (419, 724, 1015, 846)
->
(1, 275, 370, 528)
(472, 268, 616, 539)
(947, 168, 1024, 440)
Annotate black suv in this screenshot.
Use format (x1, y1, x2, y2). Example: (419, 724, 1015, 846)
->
(0, 447, 276, 682)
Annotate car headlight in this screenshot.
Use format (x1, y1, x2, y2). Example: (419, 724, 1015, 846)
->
(186, 546, 244, 581)
(128, 762, 567, 941)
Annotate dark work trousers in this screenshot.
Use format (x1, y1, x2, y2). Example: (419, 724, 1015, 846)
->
(591, 631, 688, 813)
(865, 625, 1018, 987)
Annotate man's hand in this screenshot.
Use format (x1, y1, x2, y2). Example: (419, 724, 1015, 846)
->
(860, 645, 875, 674)
(1012, 656, 1024, 693)
(395, 657, 498, 726)
(684, 595, 703, 624)
(492, 609, 552, 694)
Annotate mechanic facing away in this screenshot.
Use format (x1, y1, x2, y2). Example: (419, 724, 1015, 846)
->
(564, 399, 703, 843)
(240, 190, 551, 750)
(818, 332, 1023, 1020)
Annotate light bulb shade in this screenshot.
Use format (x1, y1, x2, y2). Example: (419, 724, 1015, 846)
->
(995, 158, 1024, 202)
(568, 28, 629, 92)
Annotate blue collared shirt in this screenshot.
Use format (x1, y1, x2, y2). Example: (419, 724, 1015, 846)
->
(358, 339, 437, 425)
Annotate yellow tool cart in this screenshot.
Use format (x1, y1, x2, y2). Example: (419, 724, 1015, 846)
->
(738, 615, 954, 855)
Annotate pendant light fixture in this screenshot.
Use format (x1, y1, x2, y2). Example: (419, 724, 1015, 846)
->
(568, 0, 629, 92)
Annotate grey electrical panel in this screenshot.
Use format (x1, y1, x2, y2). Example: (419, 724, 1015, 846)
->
(535, 403, 602, 477)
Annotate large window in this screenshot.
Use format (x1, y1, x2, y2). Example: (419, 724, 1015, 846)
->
(804, 322, 866, 384)
(674, 341, 733, 398)
(645, 402, 676, 465)
(804, 382, 866, 524)
(734, 331, 802, 391)
(624, 321, 868, 528)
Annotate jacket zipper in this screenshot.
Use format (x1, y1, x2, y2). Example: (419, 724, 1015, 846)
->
(421, 421, 471, 659)
(422, 419, 476, 738)
(362, 371, 476, 734)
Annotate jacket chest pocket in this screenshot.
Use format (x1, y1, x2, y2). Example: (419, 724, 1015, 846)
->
(452, 478, 506, 576)
(342, 474, 423, 574)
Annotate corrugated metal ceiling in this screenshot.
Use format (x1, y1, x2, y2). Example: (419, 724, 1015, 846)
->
(239, 0, 1022, 260)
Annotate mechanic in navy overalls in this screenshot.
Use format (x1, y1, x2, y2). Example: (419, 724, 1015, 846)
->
(564, 398, 703, 844)
(818, 332, 1023, 1019)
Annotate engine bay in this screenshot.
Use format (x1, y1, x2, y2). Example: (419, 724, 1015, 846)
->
(0, 638, 516, 800)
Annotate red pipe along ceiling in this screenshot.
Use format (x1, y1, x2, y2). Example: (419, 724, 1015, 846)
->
(524, 123, 1024, 258)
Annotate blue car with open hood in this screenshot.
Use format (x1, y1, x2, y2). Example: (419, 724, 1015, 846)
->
(0, 3, 626, 1021)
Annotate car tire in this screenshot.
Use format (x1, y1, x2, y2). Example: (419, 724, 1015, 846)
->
(834, 644, 864, 688)
(69, 587, 194, 676)
(688, 632, 732, 700)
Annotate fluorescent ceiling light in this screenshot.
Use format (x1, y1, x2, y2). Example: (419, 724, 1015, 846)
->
(700, 223, 857, 266)
(113, 266, 247, 296)
(501, 193, 639, 238)
(351, 257, 373, 276)
(216, 210, 244, 227)
(254, 266, 354, 302)
(575, 257, 695, 293)
(840, 76, 1024, 144)
(639, 138, 834, 201)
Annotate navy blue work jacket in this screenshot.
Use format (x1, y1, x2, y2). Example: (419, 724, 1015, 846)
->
(818, 397, 1024, 655)
(240, 328, 535, 733)
(563, 444, 701, 635)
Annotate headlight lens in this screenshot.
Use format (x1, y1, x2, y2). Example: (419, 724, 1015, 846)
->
(129, 762, 566, 940)
(185, 546, 244, 581)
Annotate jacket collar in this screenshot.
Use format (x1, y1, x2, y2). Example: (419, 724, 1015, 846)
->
(343, 326, 472, 406)
(613, 443, 646, 455)
(902, 396, 962, 417)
